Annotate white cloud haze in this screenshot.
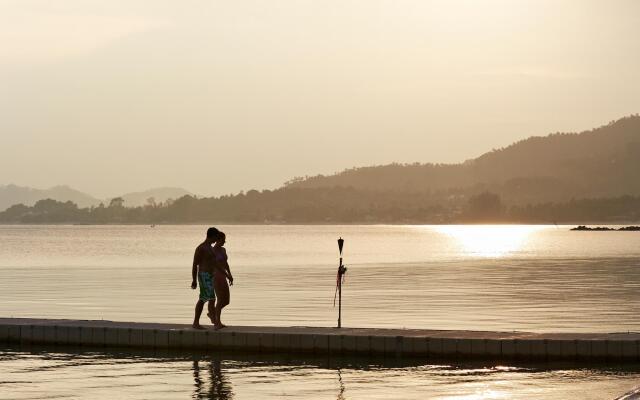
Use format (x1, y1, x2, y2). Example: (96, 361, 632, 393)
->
(1, 0, 639, 197)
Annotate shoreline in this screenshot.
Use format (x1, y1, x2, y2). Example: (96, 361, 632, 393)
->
(1, 222, 640, 227)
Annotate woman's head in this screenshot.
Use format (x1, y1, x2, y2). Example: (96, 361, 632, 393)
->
(216, 231, 226, 246)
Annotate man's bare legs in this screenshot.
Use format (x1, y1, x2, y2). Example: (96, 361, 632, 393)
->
(192, 300, 206, 329)
(195, 299, 222, 328)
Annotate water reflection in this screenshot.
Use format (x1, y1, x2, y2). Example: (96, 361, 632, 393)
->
(2, 346, 640, 400)
(191, 356, 347, 400)
(193, 359, 234, 400)
(435, 225, 545, 257)
(336, 368, 345, 400)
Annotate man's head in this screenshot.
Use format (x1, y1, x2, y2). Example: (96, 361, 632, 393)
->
(206, 227, 219, 240)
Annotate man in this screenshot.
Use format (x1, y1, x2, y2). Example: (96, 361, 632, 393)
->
(191, 227, 219, 329)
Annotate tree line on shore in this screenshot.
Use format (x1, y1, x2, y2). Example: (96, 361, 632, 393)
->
(1, 187, 639, 224)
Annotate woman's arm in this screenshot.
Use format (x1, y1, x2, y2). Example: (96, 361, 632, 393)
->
(213, 247, 233, 283)
(221, 248, 233, 284)
(223, 261, 233, 285)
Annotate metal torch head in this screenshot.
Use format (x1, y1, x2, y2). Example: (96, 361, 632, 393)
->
(338, 237, 344, 255)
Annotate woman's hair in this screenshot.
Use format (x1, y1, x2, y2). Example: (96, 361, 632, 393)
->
(217, 231, 226, 241)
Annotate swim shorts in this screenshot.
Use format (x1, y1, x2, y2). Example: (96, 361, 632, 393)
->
(198, 271, 215, 302)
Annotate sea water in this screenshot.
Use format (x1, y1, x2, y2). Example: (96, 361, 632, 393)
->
(1, 224, 639, 399)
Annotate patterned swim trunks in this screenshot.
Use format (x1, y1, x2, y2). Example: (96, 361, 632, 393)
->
(198, 271, 215, 302)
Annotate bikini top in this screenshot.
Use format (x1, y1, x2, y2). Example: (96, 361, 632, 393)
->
(214, 247, 227, 263)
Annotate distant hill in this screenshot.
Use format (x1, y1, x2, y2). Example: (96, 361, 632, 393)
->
(0, 185, 193, 211)
(0, 184, 101, 211)
(285, 115, 640, 204)
(118, 187, 192, 207)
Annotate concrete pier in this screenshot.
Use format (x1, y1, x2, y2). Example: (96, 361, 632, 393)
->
(2, 318, 640, 362)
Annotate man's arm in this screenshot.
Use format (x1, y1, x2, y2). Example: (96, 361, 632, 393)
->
(191, 248, 199, 289)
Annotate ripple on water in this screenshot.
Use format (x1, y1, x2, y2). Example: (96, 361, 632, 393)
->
(2, 347, 640, 400)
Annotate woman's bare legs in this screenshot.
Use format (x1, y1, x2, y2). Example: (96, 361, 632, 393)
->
(207, 301, 217, 325)
(214, 279, 230, 329)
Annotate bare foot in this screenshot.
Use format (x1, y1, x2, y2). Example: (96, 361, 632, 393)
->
(213, 324, 226, 331)
(192, 324, 206, 330)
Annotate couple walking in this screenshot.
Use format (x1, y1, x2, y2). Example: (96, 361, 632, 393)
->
(191, 227, 233, 330)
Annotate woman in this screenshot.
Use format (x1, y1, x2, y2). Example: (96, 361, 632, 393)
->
(212, 231, 233, 330)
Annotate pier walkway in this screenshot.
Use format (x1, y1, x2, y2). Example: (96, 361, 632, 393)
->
(2, 318, 639, 362)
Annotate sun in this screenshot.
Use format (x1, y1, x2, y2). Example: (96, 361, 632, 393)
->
(435, 225, 544, 258)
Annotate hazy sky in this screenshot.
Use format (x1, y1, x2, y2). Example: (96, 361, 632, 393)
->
(1, 0, 639, 197)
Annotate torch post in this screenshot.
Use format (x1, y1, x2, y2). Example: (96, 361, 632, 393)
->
(336, 237, 347, 328)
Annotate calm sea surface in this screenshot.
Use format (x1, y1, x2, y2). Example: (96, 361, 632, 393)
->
(1, 224, 640, 399)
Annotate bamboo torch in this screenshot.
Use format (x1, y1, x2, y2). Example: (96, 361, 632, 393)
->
(335, 237, 347, 328)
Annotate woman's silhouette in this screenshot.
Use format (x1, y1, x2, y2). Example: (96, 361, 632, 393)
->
(213, 231, 233, 330)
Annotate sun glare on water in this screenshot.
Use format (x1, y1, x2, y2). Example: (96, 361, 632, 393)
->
(436, 225, 545, 258)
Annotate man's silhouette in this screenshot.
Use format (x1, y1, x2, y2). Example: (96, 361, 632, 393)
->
(191, 227, 219, 329)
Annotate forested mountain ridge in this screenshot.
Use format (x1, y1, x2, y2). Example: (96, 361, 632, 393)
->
(3, 116, 640, 224)
(285, 115, 640, 204)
